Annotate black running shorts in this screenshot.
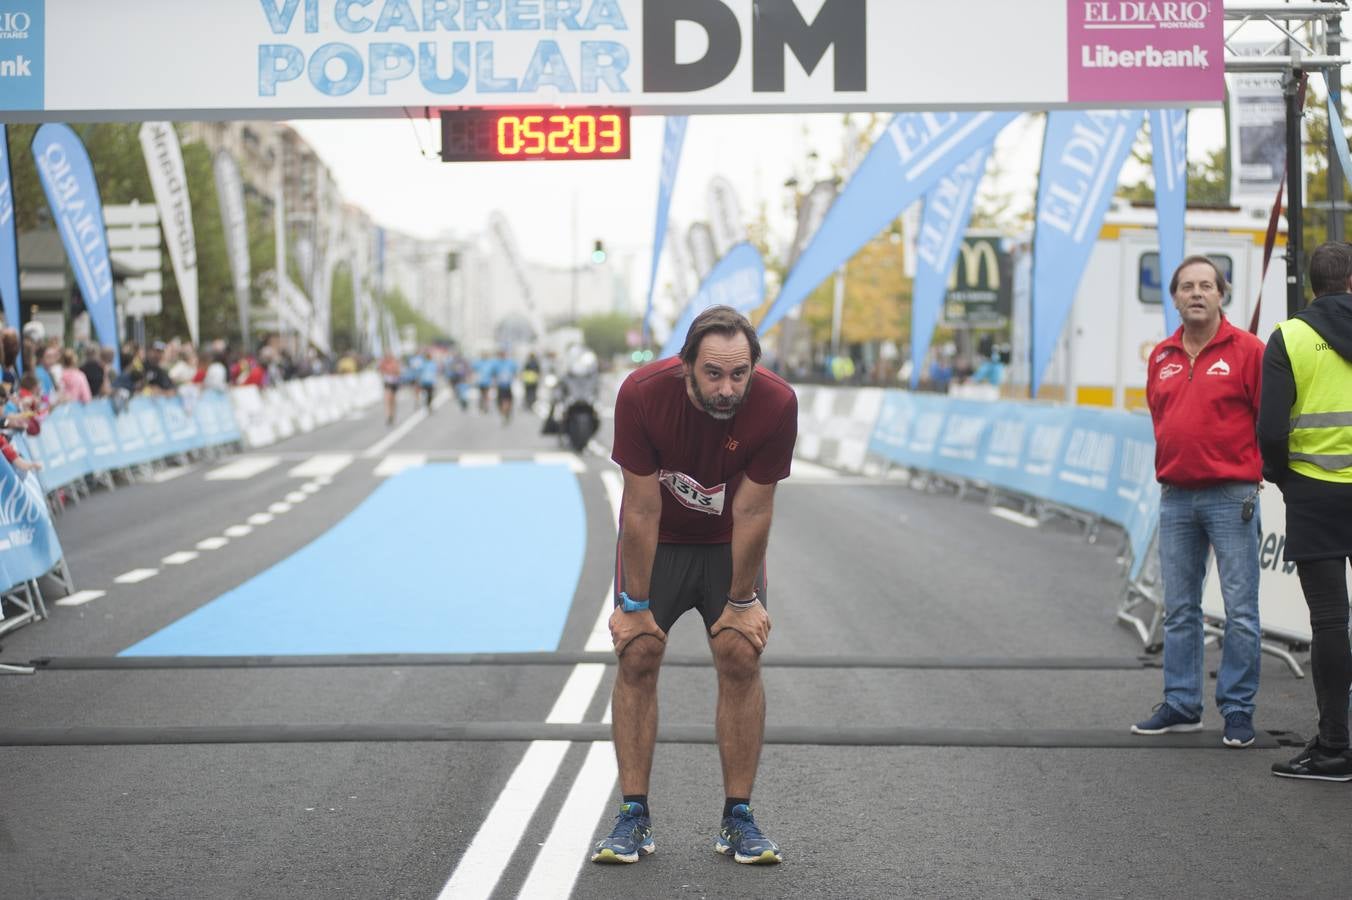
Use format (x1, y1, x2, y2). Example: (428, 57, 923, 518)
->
(614, 539, 768, 635)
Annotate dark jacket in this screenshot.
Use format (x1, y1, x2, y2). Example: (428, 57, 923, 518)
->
(1258, 291, 1352, 560)
(1258, 292, 1352, 482)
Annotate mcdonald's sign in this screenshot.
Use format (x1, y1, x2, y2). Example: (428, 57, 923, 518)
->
(944, 234, 1011, 326)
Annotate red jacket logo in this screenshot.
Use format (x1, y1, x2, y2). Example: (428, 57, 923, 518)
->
(1158, 362, 1184, 381)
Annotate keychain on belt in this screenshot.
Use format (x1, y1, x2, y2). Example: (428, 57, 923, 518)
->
(1242, 484, 1262, 522)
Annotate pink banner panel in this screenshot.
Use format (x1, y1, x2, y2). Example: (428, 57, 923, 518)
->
(1067, 1, 1224, 104)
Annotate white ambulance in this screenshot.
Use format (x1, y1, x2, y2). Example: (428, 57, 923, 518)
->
(1007, 202, 1289, 410)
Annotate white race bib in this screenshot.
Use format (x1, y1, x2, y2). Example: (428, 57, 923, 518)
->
(659, 469, 727, 516)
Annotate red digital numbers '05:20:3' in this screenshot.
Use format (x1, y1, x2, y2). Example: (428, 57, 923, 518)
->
(439, 107, 631, 162)
(496, 113, 625, 158)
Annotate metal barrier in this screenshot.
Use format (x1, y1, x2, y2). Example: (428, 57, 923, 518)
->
(794, 385, 1343, 676)
(0, 372, 380, 647)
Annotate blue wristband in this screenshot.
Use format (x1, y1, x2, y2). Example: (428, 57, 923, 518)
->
(619, 592, 649, 612)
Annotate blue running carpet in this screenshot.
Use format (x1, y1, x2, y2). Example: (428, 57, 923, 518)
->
(120, 463, 587, 656)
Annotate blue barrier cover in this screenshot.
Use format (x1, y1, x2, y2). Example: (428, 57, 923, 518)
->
(112, 401, 150, 467)
(193, 391, 241, 444)
(0, 464, 64, 592)
(131, 397, 169, 462)
(159, 395, 202, 454)
(27, 406, 81, 493)
(80, 399, 124, 472)
(869, 392, 1161, 579)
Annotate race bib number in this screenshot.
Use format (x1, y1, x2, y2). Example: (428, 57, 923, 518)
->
(659, 469, 726, 516)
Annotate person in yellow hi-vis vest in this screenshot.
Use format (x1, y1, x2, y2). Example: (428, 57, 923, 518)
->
(1259, 240, 1352, 783)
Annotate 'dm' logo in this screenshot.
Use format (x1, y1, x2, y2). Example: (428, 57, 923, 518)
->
(643, 0, 866, 93)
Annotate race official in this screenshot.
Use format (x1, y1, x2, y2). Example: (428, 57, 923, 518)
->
(1259, 240, 1352, 782)
(593, 306, 796, 867)
(1134, 255, 1265, 748)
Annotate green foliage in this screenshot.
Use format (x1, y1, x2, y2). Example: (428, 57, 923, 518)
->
(330, 265, 356, 353)
(381, 288, 444, 346)
(6, 122, 284, 349)
(578, 312, 637, 360)
(1118, 142, 1230, 207)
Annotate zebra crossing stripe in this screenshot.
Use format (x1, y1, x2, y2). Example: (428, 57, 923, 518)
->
(288, 454, 354, 479)
(205, 456, 282, 481)
(373, 454, 427, 477)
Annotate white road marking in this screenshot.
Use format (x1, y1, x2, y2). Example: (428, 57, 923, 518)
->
(224, 525, 253, 538)
(517, 741, 619, 900)
(114, 569, 158, 584)
(288, 454, 354, 479)
(161, 551, 199, 566)
(586, 584, 614, 653)
(149, 466, 193, 483)
(268, 502, 292, 514)
(196, 537, 229, 550)
(442, 475, 624, 898)
(457, 453, 500, 467)
(285, 491, 308, 504)
(205, 456, 281, 481)
(534, 452, 586, 474)
(361, 408, 428, 458)
(247, 513, 274, 526)
(438, 664, 606, 900)
(600, 469, 622, 525)
(55, 590, 106, 607)
(374, 453, 427, 477)
(991, 507, 1039, 528)
(300, 483, 323, 495)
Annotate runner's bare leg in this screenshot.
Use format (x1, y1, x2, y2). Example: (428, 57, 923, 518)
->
(710, 630, 765, 797)
(611, 636, 665, 794)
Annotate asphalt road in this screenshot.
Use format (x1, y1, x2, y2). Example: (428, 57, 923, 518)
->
(1, 383, 1348, 899)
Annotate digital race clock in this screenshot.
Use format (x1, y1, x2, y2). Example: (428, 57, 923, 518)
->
(439, 108, 631, 162)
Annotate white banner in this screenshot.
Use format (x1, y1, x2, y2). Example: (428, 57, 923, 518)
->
(1226, 43, 1286, 208)
(5, 2, 1223, 118)
(213, 150, 252, 346)
(686, 222, 717, 282)
(1202, 488, 1351, 645)
(139, 122, 199, 345)
(706, 175, 745, 257)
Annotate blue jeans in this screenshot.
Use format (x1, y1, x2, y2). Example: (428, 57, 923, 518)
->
(1158, 482, 1262, 718)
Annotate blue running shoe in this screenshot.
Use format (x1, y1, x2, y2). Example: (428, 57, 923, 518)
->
(1222, 711, 1256, 748)
(714, 804, 782, 865)
(1131, 703, 1202, 735)
(590, 802, 654, 864)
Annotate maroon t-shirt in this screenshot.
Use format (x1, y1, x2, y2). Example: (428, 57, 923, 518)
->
(611, 358, 798, 544)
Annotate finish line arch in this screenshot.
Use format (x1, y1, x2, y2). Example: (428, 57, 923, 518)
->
(2, 1, 1229, 123)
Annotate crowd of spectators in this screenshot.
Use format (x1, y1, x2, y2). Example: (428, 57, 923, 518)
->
(0, 322, 368, 469)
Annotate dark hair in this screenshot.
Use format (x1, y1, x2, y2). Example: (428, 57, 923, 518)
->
(679, 306, 761, 367)
(1169, 255, 1229, 298)
(1308, 241, 1352, 297)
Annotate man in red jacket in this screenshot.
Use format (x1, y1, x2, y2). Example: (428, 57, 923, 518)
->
(1134, 255, 1265, 747)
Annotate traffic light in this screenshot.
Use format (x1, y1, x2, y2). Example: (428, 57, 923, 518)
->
(591, 239, 607, 265)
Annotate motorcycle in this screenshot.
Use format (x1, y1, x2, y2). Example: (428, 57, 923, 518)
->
(542, 348, 600, 453)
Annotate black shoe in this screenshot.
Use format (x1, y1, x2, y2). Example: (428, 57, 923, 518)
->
(1271, 738, 1352, 782)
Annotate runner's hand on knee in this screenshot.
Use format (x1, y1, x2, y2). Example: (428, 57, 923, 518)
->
(609, 606, 665, 657)
(711, 600, 771, 654)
